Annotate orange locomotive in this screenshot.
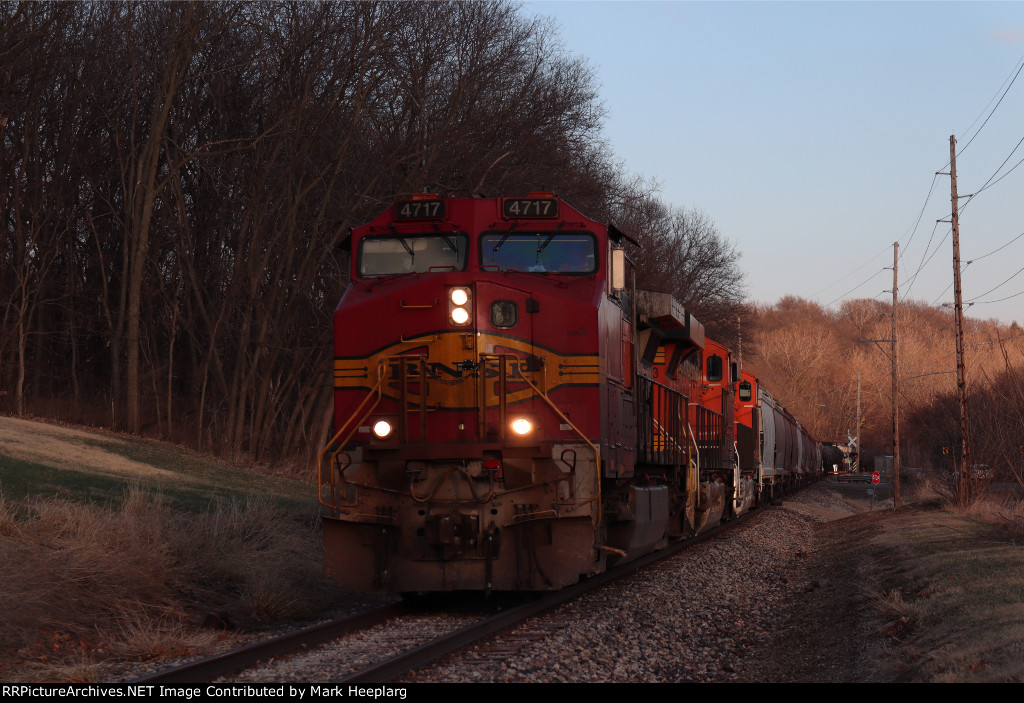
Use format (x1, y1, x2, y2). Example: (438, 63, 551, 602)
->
(318, 193, 818, 592)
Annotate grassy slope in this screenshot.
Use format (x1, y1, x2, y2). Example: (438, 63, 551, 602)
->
(0, 416, 357, 683)
(854, 498, 1024, 682)
(0, 415, 313, 510)
(798, 478, 1024, 683)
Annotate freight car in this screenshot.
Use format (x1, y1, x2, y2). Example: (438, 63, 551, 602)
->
(318, 193, 818, 593)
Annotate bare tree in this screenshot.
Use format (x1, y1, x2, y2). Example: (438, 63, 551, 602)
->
(618, 196, 746, 341)
(0, 0, 687, 467)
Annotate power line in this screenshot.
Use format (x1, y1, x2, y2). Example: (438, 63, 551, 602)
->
(970, 288, 1024, 305)
(959, 133, 1024, 212)
(904, 228, 953, 303)
(968, 229, 1024, 263)
(810, 244, 889, 300)
(978, 151, 1024, 192)
(930, 280, 954, 308)
(823, 267, 889, 308)
(826, 50, 1024, 314)
(955, 50, 1024, 158)
(931, 330, 1024, 355)
(816, 165, 943, 306)
(966, 330, 1024, 345)
(898, 173, 940, 256)
(966, 263, 1024, 303)
(969, 141, 1024, 201)
(902, 220, 944, 296)
(892, 328, 1024, 361)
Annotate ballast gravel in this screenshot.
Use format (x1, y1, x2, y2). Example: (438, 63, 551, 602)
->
(116, 484, 885, 683)
(402, 486, 861, 683)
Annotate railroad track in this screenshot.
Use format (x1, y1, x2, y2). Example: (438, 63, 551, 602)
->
(131, 512, 750, 684)
(130, 603, 410, 684)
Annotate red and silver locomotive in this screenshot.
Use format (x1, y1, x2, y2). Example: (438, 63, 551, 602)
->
(318, 193, 818, 592)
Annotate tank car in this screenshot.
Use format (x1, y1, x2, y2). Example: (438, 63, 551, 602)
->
(318, 192, 817, 593)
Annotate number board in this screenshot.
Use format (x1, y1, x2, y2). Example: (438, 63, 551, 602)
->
(394, 200, 445, 220)
(502, 198, 559, 218)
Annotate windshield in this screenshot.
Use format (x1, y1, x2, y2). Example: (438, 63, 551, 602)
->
(358, 233, 468, 277)
(480, 231, 597, 274)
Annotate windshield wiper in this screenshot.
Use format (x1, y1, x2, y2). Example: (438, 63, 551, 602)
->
(537, 222, 565, 254)
(492, 224, 518, 252)
(430, 224, 460, 255)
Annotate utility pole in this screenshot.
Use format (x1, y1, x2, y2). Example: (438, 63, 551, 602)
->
(856, 368, 861, 471)
(949, 134, 972, 504)
(891, 243, 901, 508)
(850, 395, 859, 472)
(737, 314, 742, 370)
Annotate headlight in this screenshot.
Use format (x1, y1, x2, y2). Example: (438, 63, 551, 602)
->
(511, 417, 533, 436)
(449, 287, 472, 326)
(450, 288, 469, 306)
(372, 420, 393, 438)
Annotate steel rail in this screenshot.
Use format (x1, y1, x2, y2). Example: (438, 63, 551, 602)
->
(336, 517, 737, 683)
(129, 603, 410, 684)
(132, 488, 816, 685)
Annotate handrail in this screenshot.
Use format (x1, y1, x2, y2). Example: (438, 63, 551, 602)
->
(398, 355, 428, 442)
(513, 365, 602, 526)
(732, 441, 744, 512)
(317, 360, 389, 510)
(687, 420, 700, 480)
(478, 354, 514, 440)
(651, 417, 684, 453)
(319, 353, 432, 510)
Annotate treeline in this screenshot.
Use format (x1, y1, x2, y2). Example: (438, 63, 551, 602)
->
(619, 198, 746, 342)
(749, 296, 1024, 481)
(1, 1, 745, 463)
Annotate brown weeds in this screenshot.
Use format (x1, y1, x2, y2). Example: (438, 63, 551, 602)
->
(859, 488, 1024, 683)
(0, 485, 332, 682)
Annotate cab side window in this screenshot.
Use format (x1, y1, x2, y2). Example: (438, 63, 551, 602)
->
(706, 354, 723, 382)
(738, 381, 752, 402)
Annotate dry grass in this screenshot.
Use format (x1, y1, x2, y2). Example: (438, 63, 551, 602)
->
(14, 653, 109, 685)
(961, 490, 1024, 542)
(0, 415, 314, 511)
(103, 607, 227, 661)
(855, 484, 1024, 682)
(0, 417, 358, 683)
(0, 415, 174, 480)
(869, 588, 922, 638)
(0, 485, 339, 682)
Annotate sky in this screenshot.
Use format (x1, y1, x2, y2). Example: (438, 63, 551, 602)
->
(525, 0, 1024, 326)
